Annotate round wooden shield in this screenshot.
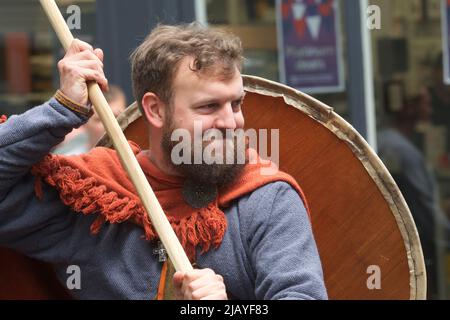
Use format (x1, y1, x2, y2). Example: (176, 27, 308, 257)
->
(0, 75, 426, 300)
(99, 75, 427, 300)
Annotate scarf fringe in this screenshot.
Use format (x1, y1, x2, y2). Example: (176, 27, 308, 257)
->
(31, 155, 226, 262)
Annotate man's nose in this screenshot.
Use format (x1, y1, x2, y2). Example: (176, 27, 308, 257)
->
(213, 104, 237, 130)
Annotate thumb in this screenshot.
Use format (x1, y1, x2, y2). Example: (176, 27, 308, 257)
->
(173, 271, 184, 288)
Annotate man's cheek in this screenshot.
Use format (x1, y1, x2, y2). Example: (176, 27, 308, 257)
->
(235, 113, 245, 128)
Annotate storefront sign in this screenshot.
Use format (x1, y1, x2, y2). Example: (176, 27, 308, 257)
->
(277, 0, 344, 93)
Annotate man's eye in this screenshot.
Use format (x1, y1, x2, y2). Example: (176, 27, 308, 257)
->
(231, 100, 243, 111)
(201, 103, 218, 110)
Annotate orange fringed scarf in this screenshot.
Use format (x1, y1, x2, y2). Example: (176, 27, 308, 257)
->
(31, 141, 310, 262)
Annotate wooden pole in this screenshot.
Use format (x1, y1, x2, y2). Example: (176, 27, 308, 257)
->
(39, 0, 193, 272)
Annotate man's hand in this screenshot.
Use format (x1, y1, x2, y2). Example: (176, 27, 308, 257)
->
(58, 39, 109, 106)
(173, 268, 228, 300)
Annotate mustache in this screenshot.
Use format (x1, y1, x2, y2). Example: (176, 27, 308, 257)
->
(196, 128, 240, 139)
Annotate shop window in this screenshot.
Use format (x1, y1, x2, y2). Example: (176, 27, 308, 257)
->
(371, 0, 450, 299)
(206, 0, 350, 120)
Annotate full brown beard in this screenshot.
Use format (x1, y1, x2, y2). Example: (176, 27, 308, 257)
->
(161, 118, 245, 187)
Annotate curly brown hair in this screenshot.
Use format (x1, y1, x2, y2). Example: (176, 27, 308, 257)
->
(130, 23, 244, 113)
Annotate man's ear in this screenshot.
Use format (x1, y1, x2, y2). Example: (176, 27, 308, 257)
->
(141, 92, 165, 128)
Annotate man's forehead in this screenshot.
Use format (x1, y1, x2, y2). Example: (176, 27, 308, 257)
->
(174, 56, 241, 82)
(172, 59, 243, 100)
(177, 76, 243, 103)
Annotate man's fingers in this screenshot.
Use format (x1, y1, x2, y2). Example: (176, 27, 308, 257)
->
(173, 271, 185, 299)
(66, 50, 104, 67)
(183, 268, 215, 283)
(94, 48, 104, 62)
(180, 272, 222, 299)
(200, 292, 228, 300)
(191, 282, 226, 300)
(58, 39, 109, 104)
(66, 38, 93, 55)
(173, 271, 184, 288)
(74, 60, 103, 72)
(173, 268, 227, 300)
(82, 68, 108, 91)
(183, 271, 219, 292)
(80, 69, 108, 91)
(66, 40, 104, 67)
(99, 77, 109, 92)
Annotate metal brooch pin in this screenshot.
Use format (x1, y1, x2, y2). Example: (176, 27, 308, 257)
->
(153, 241, 167, 262)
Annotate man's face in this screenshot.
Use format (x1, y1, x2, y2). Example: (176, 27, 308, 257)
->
(161, 57, 246, 186)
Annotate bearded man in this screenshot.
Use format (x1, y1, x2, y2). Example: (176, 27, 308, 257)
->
(0, 23, 327, 300)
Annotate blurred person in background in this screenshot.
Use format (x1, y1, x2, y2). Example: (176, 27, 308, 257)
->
(52, 84, 126, 155)
(378, 88, 446, 299)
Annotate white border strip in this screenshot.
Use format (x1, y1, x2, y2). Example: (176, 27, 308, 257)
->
(195, 0, 208, 26)
(276, 0, 287, 84)
(441, 0, 450, 85)
(360, 0, 377, 150)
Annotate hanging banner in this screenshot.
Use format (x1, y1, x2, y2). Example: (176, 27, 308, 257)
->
(277, 0, 344, 93)
(442, 0, 450, 84)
